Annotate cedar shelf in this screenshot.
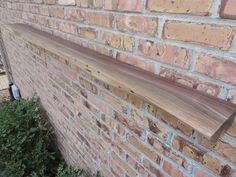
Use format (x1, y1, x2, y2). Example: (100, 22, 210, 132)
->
(4, 23, 236, 141)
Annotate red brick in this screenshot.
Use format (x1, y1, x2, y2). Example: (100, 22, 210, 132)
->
(172, 135, 204, 162)
(116, 15, 158, 36)
(143, 158, 165, 177)
(99, 90, 125, 113)
(138, 40, 191, 69)
(104, 0, 142, 12)
(148, 136, 190, 170)
(114, 112, 144, 137)
(220, 0, 236, 20)
(117, 53, 156, 73)
(194, 54, 236, 85)
(111, 152, 137, 177)
(160, 67, 221, 97)
(194, 168, 214, 177)
(163, 161, 186, 177)
(147, 0, 212, 16)
(127, 135, 161, 164)
(164, 21, 234, 50)
(111, 86, 143, 108)
(148, 119, 169, 140)
(86, 12, 113, 28)
(101, 32, 134, 51)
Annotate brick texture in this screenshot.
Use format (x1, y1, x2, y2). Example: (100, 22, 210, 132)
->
(220, 0, 236, 20)
(147, 0, 212, 16)
(1, 0, 236, 177)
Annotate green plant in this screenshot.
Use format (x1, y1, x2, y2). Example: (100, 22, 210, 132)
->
(0, 98, 53, 177)
(0, 98, 101, 177)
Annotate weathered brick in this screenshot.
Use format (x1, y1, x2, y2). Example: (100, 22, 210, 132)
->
(172, 135, 204, 162)
(117, 53, 156, 73)
(99, 90, 126, 113)
(147, 0, 212, 16)
(147, 104, 194, 136)
(86, 12, 113, 28)
(49, 6, 64, 18)
(111, 152, 137, 177)
(160, 67, 221, 97)
(143, 158, 165, 177)
(163, 161, 186, 177)
(79, 77, 97, 94)
(194, 54, 236, 85)
(65, 8, 86, 22)
(148, 136, 190, 170)
(203, 154, 232, 176)
(59, 22, 78, 34)
(101, 32, 134, 51)
(116, 15, 158, 36)
(148, 119, 169, 140)
(104, 0, 142, 12)
(127, 135, 161, 164)
(164, 21, 234, 50)
(220, 0, 236, 20)
(138, 40, 191, 69)
(114, 112, 144, 137)
(79, 27, 97, 40)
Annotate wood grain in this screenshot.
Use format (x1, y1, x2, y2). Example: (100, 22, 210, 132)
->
(3, 23, 236, 141)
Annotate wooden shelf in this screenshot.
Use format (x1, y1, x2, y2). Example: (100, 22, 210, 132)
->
(3, 23, 236, 141)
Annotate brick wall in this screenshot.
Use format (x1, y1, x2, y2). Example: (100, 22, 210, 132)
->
(0, 0, 236, 177)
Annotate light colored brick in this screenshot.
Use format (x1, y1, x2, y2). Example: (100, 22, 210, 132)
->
(227, 118, 236, 139)
(194, 54, 236, 85)
(101, 32, 134, 51)
(58, 0, 75, 5)
(79, 27, 97, 40)
(104, 0, 141, 12)
(65, 8, 86, 22)
(220, 0, 236, 20)
(116, 15, 158, 36)
(164, 21, 234, 50)
(147, 0, 212, 16)
(203, 154, 232, 176)
(138, 40, 191, 69)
